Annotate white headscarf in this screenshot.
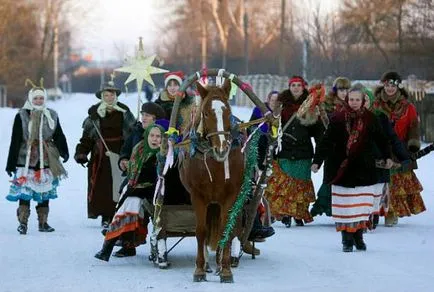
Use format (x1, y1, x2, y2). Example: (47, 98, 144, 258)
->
(22, 88, 55, 129)
(96, 91, 127, 118)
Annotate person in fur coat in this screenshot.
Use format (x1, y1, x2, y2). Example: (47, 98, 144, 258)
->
(74, 81, 135, 228)
(6, 80, 68, 235)
(372, 71, 426, 226)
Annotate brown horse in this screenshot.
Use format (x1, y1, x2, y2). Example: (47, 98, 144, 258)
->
(178, 79, 244, 283)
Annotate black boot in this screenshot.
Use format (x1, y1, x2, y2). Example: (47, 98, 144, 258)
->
(353, 229, 367, 251)
(281, 216, 292, 228)
(95, 238, 117, 262)
(295, 219, 304, 226)
(372, 214, 379, 229)
(113, 247, 136, 257)
(341, 231, 354, 252)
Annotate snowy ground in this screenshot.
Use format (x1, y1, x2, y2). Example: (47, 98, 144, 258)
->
(0, 94, 433, 292)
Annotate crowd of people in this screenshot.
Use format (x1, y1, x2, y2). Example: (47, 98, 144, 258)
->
(4, 69, 427, 268)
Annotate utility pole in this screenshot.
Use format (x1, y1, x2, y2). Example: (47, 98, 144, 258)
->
(201, 0, 207, 68)
(244, 3, 249, 75)
(278, 0, 286, 76)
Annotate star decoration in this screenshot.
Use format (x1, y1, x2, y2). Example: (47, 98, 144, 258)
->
(114, 37, 168, 91)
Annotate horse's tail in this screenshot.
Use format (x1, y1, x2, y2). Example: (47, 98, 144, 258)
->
(206, 203, 221, 251)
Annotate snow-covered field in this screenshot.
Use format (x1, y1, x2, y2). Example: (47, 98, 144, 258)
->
(0, 94, 433, 292)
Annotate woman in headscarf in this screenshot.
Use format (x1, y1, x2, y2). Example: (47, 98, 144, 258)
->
(94, 123, 164, 262)
(312, 84, 393, 252)
(6, 80, 68, 234)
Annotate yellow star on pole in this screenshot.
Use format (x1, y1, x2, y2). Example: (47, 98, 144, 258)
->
(114, 37, 168, 91)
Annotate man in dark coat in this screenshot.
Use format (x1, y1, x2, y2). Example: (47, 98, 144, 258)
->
(74, 81, 135, 227)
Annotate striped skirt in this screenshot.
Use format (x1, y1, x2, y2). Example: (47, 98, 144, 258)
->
(105, 197, 148, 246)
(332, 183, 384, 232)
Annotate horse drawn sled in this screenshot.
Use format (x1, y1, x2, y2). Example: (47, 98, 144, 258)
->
(147, 68, 279, 282)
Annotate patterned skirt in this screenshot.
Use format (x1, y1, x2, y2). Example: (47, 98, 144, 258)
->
(105, 197, 148, 247)
(332, 183, 384, 232)
(387, 170, 425, 217)
(265, 159, 315, 223)
(6, 168, 59, 203)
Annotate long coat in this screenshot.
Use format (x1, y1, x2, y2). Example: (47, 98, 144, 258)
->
(313, 110, 391, 188)
(75, 103, 135, 219)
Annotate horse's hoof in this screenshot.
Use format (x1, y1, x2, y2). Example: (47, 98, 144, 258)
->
(220, 274, 234, 283)
(193, 274, 207, 282)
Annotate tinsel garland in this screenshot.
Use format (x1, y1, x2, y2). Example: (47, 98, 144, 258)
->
(218, 130, 261, 249)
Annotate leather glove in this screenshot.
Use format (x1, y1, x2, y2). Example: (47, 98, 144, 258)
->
(408, 145, 419, 153)
(74, 153, 89, 166)
(6, 169, 15, 177)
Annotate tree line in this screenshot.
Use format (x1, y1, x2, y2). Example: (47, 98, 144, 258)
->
(155, 0, 434, 81)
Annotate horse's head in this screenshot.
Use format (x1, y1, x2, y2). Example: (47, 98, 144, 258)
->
(196, 79, 232, 161)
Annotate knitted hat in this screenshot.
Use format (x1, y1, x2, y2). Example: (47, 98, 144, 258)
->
(380, 71, 402, 86)
(332, 77, 351, 91)
(95, 80, 122, 99)
(164, 71, 184, 87)
(140, 102, 166, 119)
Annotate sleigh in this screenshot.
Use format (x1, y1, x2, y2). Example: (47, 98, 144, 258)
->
(150, 68, 278, 282)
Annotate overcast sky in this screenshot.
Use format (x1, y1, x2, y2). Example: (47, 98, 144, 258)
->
(73, 0, 339, 62)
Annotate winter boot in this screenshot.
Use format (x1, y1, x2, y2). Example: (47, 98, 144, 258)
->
(353, 229, 367, 251)
(281, 216, 292, 228)
(385, 213, 396, 227)
(371, 214, 379, 229)
(295, 219, 304, 226)
(341, 231, 354, 252)
(94, 238, 117, 262)
(113, 247, 136, 257)
(17, 205, 30, 235)
(242, 241, 260, 256)
(36, 206, 55, 232)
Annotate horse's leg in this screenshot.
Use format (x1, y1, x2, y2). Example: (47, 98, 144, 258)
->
(193, 197, 207, 282)
(219, 201, 235, 283)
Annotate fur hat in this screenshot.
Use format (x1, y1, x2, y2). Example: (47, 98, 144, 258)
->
(164, 71, 184, 87)
(95, 81, 122, 99)
(332, 77, 351, 91)
(380, 71, 402, 85)
(140, 102, 166, 119)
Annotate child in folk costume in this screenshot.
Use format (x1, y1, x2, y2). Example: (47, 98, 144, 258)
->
(6, 80, 68, 234)
(312, 84, 393, 252)
(264, 76, 325, 228)
(74, 81, 135, 228)
(95, 123, 165, 262)
(311, 77, 351, 217)
(373, 72, 425, 226)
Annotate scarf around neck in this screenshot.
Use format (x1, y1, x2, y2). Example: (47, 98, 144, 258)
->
(97, 96, 127, 118)
(127, 124, 163, 187)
